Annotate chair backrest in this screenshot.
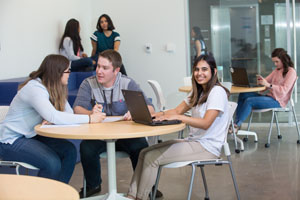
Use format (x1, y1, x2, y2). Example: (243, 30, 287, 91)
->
(220, 82, 232, 91)
(183, 76, 192, 86)
(147, 80, 166, 111)
(288, 77, 298, 107)
(223, 101, 238, 156)
(0, 106, 9, 122)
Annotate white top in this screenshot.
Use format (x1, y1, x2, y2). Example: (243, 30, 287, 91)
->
(184, 86, 229, 157)
(0, 78, 88, 144)
(59, 37, 81, 61)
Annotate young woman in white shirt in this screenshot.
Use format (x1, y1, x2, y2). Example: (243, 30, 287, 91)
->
(127, 53, 230, 200)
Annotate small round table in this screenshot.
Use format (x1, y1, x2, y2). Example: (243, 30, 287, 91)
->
(0, 174, 79, 200)
(178, 85, 266, 94)
(35, 120, 185, 200)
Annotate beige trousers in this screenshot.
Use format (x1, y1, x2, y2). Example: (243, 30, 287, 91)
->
(127, 139, 217, 200)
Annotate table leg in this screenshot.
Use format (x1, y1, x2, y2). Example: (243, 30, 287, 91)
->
(83, 140, 130, 200)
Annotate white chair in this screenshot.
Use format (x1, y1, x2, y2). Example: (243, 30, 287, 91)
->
(147, 80, 184, 140)
(147, 80, 166, 112)
(0, 106, 39, 175)
(244, 78, 300, 148)
(220, 82, 244, 153)
(183, 76, 192, 86)
(151, 102, 240, 200)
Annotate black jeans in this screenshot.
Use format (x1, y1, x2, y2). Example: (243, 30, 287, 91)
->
(80, 137, 148, 188)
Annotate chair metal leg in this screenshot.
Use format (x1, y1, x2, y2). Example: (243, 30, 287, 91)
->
(244, 111, 254, 141)
(291, 106, 300, 143)
(15, 165, 20, 175)
(231, 119, 240, 153)
(178, 130, 184, 139)
(265, 110, 275, 148)
(187, 164, 196, 200)
(274, 112, 281, 139)
(199, 165, 209, 200)
(227, 156, 241, 200)
(152, 166, 163, 200)
(83, 175, 87, 198)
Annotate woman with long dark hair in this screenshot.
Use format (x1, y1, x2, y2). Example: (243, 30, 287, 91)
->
(191, 26, 207, 62)
(59, 19, 95, 72)
(0, 55, 105, 183)
(234, 48, 297, 130)
(127, 53, 230, 200)
(91, 14, 127, 75)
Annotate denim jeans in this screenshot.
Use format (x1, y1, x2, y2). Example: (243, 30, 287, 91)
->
(0, 135, 77, 183)
(80, 137, 148, 188)
(235, 92, 281, 126)
(71, 57, 94, 72)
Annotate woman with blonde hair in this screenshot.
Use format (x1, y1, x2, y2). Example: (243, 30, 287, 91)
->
(0, 55, 105, 183)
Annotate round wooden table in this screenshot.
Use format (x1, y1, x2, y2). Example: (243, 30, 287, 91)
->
(0, 174, 79, 200)
(35, 120, 185, 200)
(178, 85, 266, 94)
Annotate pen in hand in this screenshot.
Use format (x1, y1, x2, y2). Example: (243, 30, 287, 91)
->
(93, 100, 103, 114)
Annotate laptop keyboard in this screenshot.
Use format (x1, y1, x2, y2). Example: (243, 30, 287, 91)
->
(151, 119, 182, 126)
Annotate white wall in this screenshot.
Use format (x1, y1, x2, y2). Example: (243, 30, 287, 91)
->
(91, 0, 188, 108)
(0, 0, 92, 79)
(0, 0, 189, 108)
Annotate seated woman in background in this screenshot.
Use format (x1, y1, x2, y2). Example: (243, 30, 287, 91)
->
(59, 18, 95, 72)
(91, 14, 127, 75)
(127, 53, 230, 200)
(234, 48, 297, 130)
(0, 55, 105, 183)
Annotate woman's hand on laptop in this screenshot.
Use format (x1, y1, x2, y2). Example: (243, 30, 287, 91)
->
(154, 114, 181, 121)
(123, 111, 132, 121)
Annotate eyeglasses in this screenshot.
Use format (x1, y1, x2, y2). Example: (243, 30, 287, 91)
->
(63, 69, 71, 74)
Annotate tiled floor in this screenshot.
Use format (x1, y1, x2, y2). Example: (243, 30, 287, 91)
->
(69, 124, 300, 200)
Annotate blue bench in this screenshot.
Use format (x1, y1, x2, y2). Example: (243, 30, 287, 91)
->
(0, 72, 95, 168)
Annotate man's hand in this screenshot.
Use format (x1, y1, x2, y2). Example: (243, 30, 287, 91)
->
(90, 112, 106, 123)
(92, 104, 103, 114)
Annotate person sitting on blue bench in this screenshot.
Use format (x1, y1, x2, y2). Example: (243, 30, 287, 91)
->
(59, 18, 95, 72)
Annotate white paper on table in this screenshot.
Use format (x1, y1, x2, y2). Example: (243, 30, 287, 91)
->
(103, 116, 124, 123)
(40, 124, 81, 128)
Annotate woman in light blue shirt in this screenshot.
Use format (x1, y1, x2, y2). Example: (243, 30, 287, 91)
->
(0, 55, 105, 183)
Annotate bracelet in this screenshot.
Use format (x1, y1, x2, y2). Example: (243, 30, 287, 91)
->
(88, 114, 91, 124)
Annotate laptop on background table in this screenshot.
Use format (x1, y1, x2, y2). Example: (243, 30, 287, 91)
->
(230, 67, 260, 88)
(122, 90, 181, 126)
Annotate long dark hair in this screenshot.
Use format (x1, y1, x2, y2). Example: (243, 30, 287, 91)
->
(192, 26, 204, 41)
(19, 55, 70, 111)
(271, 48, 294, 77)
(96, 14, 115, 32)
(189, 53, 229, 107)
(59, 18, 83, 55)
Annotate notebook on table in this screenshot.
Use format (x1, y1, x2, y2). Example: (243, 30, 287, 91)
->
(230, 67, 260, 88)
(121, 90, 182, 126)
